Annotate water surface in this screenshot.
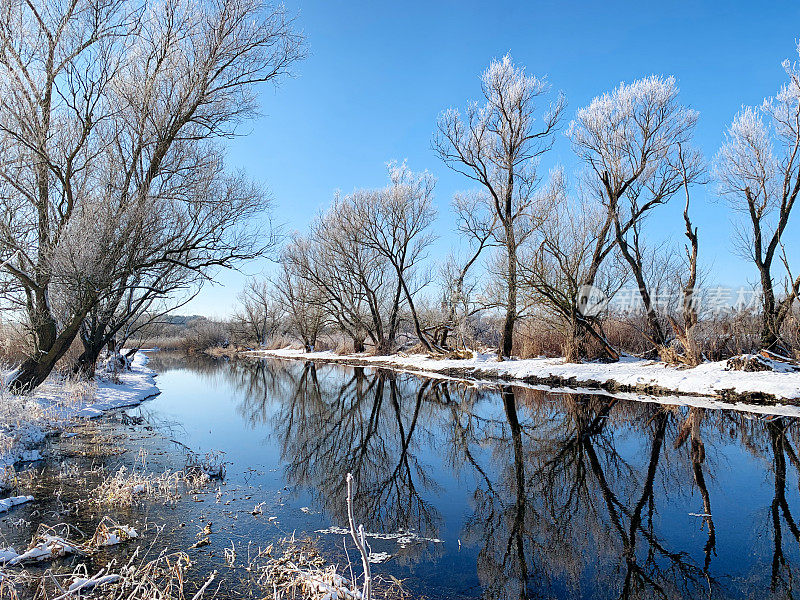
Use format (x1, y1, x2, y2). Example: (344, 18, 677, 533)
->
(131, 353, 800, 599)
(4, 354, 799, 600)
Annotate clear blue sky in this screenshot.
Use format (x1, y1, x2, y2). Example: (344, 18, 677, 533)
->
(184, 0, 800, 318)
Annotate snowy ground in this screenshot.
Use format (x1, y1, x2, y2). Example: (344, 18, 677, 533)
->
(255, 348, 800, 406)
(0, 353, 159, 471)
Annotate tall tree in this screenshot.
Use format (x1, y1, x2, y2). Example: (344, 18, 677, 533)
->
(0, 0, 140, 391)
(434, 54, 564, 359)
(0, 0, 303, 390)
(567, 75, 701, 353)
(717, 43, 800, 353)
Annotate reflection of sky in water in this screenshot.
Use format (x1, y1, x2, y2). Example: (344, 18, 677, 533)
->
(8, 353, 797, 600)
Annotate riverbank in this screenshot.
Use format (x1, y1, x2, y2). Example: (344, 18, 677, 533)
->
(0, 353, 160, 470)
(251, 347, 800, 405)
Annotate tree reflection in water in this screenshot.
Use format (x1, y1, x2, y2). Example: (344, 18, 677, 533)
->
(155, 354, 800, 600)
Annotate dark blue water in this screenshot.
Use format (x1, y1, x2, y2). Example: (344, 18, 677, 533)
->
(128, 354, 800, 599)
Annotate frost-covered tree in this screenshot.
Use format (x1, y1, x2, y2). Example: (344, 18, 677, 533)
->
(716, 44, 800, 353)
(345, 162, 438, 351)
(434, 54, 565, 359)
(0, 0, 141, 391)
(0, 0, 302, 390)
(284, 199, 394, 353)
(568, 75, 702, 353)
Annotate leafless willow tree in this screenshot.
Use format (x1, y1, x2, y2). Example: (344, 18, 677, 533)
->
(344, 162, 438, 351)
(234, 278, 283, 347)
(520, 170, 627, 360)
(0, 0, 303, 390)
(434, 54, 565, 359)
(273, 257, 325, 352)
(283, 195, 394, 353)
(716, 44, 800, 353)
(567, 75, 702, 356)
(280, 162, 437, 353)
(0, 0, 137, 390)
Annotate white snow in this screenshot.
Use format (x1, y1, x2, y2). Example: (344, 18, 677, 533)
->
(0, 547, 18, 563)
(6, 535, 81, 565)
(315, 526, 443, 549)
(69, 574, 123, 592)
(0, 353, 159, 469)
(96, 525, 138, 547)
(0, 495, 33, 513)
(257, 348, 800, 406)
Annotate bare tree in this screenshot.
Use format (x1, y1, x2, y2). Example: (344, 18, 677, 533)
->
(0, 0, 303, 391)
(284, 197, 395, 353)
(666, 144, 703, 365)
(74, 163, 275, 376)
(273, 257, 325, 352)
(567, 75, 702, 354)
(436, 192, 497, 350)
(716, 44, 800, 353)
(0, 0, 139, 391)
(434, 54, 565, 359)
(520, 170, 627, 360)
(234, 278, 283, 347)
(344, 162, 438, 351)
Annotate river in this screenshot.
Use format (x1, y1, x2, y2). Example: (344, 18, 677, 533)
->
(3, 353, 799, 599)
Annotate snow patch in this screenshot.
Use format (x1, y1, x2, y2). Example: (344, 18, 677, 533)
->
(0, 495, 33, 513)
(258, 348, 800, 405)
(0, 353, 159, 469)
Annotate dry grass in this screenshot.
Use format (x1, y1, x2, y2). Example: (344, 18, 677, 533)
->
(94, 449, 225, 508)
(1, 543, 218, 600)
(0, 324, 30, 366)
(245, 536, 412, 600)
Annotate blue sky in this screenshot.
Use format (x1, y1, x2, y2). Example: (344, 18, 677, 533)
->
(184, 0, 800, 317)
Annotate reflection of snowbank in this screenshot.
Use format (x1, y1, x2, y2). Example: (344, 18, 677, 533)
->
(0, 353, 159, 469)
(258, 348, 800, 407)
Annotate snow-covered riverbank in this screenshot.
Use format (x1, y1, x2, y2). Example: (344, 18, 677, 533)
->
(253, 348, 800, 404)
(0, 353, 159, 470)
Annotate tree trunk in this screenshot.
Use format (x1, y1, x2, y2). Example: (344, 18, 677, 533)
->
(73, 344, 102, 379)
(615, 222, 667, 349)
(500, 225, 517, 359)
(564, 313, 580, 363)
(759, 267, 784, 352)
(8, 313, 86, 393)
(73, 327, 107, 379)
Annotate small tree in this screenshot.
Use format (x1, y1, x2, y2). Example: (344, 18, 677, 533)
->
(274, 258, 325, 352)
(437, 192, 498, 350)
(666, 145, 703, 365)
(235, 278, 283, 347)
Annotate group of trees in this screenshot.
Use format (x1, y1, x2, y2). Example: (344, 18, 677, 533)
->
(0, 0, 304, 392)
(242, 48, 800, 363)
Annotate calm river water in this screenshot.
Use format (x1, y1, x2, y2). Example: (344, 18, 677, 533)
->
(5, 353, 800, 599)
